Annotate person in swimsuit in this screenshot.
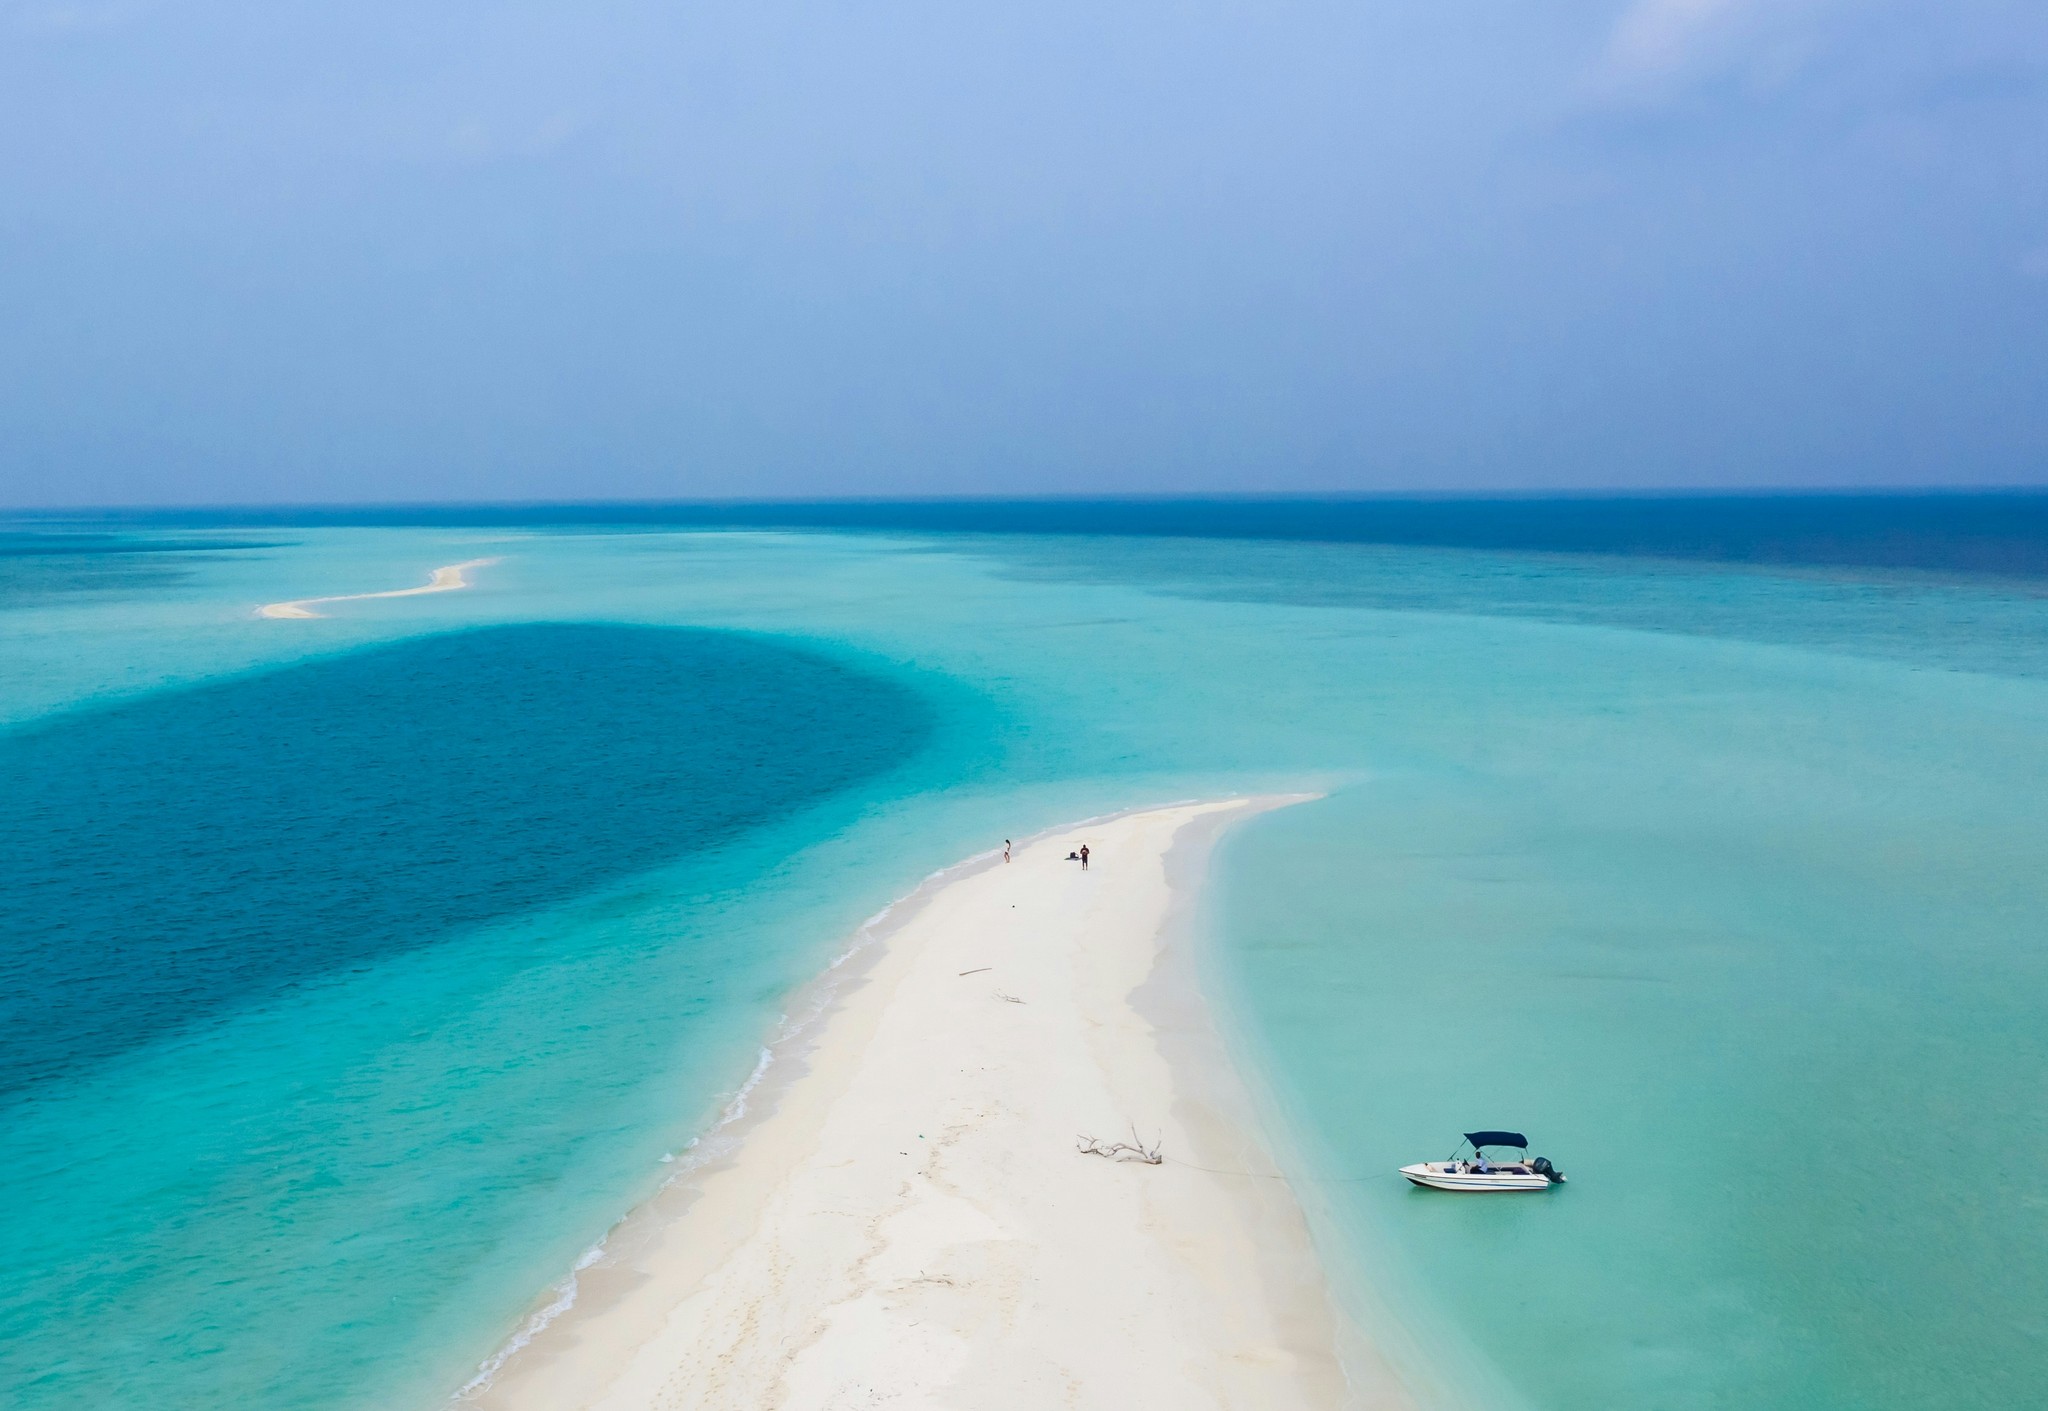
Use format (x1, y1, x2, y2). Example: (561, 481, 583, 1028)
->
(1079, 844, 1090, 870)
(1004, 839, 1011, 863)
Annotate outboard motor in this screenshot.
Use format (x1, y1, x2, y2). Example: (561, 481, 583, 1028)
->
(1532, 1156, 1564, 1184)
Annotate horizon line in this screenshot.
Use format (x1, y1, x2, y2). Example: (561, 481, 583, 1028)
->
(10, 483, 2048, 518)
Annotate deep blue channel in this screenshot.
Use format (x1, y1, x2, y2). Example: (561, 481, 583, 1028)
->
(0, 623, 933, 1097)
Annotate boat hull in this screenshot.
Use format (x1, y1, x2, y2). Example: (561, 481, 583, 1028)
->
(1399, 1162, 1558, 1192)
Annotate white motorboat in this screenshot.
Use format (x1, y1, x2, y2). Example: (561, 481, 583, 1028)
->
(1400, 1131, 1565, 1192)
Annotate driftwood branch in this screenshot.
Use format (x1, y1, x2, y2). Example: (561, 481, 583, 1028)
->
(1076, 1123, 1164, 1165)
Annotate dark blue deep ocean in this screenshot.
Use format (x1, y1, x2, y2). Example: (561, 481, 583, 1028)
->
(74, 489, 2048, 577)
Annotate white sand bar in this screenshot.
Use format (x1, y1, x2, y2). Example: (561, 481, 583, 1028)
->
(258, 558, 497, 618)
(473, 798, 1387, 1411)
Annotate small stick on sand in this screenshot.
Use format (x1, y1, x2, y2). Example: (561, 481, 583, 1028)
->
(1077, 1125, 1165, 1165)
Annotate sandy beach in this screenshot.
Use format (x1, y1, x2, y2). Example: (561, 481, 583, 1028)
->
(258, 558, 497, 618)
(466, 798, 1383, 1411)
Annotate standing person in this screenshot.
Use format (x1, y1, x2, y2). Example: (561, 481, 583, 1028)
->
(1079, 844, 1090, 870)
(1003, 839, 1011, 864)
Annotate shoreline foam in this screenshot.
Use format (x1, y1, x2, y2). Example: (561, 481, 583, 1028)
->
(257, 558, 499, 619)
(456, 798, 1395, 1410)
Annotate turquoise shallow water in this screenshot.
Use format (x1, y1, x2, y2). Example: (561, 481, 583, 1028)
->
(2, 520, 2044, 1408)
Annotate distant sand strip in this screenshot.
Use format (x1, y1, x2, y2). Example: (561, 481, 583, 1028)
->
(258, 558, 498, 619)
(465, 798, 1398, 1411)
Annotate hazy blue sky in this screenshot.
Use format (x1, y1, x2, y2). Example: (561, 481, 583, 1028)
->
(2, 1, 2044, 505)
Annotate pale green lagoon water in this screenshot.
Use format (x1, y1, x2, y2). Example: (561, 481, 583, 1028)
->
(2, 522, 2043, 1408)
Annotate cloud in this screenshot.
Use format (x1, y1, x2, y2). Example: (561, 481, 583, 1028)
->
(443, 111, 586, 164)
(8, 0, 155, 35)
(1606, 0, 1759, 78)
(1588, 0, 1847, 105)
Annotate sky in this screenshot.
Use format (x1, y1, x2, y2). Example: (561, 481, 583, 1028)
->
(0, 0, 2044, 506)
